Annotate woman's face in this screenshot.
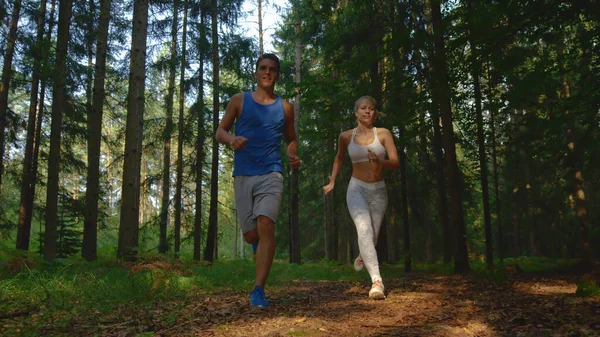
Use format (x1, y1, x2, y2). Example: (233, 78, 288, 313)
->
(355, 99, 376, 123)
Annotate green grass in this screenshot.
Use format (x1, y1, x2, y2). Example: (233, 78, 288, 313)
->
(576, 277, 600, 297)
(0, 250, 594, 336)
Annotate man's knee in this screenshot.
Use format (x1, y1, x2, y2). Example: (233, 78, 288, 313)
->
(243, 229, 258, 244)
(257, 215, 275, 232)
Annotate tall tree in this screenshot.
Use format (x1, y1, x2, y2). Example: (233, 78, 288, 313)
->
(0, 0, 23, 192)
(174, 0, 189, 258)
(16, 0, 48, 251)
(204, 0, 219, 262)
(556, 30, 591, 267)
(26, 0, 58, 252)
(430, 0, 470, 273)
(193, 11, 207, 262)
(83, 0, 112, 261)
(118, 0, 149, 260)
(44, 0, 74, 261)
(424, 0, 451, 263)
(468, 0, 493, 268)
(487, 67, 503, 265)
(258, 0, 264, 55)
(289, 17, 301, 264)
(159, 0, 180, 254)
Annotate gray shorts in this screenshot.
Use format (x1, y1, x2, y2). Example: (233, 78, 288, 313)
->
(234, 171, 284, 233)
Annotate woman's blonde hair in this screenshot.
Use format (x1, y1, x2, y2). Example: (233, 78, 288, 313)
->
(353, 95, 379, 120)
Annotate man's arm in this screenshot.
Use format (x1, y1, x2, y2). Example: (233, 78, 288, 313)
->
(215, 93, 247, 150)
(282, 100, 300, 169)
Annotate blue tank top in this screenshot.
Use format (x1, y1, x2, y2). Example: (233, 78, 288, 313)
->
(233, 92, 285, 176)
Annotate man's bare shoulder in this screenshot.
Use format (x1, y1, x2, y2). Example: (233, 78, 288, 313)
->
(226, 92, 245, 113)
(230, 92, 245, 103)
(282, 98, 294, 109)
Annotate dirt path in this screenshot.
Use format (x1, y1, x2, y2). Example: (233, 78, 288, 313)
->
(161, 272, 599, 337)
(4, 272, 599, 336)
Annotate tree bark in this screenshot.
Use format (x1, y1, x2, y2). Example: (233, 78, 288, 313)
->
(430, 0, 470, 273)
(0, 0, 23, 192)
(193, 13, 206, 262)
(557, 32, 591, 267)
(204, 0, 219, 262)
(159, 0, 180, 255)
(399, 126, 411, 272)
(424, 0, 451, 263)
(468, 0, 493, 268)
(16, 0, 47, 251)
(258, 0, 263, 55)
(118, 0, 149, 260)
(289, 19, 301, 264)
(83, 0, 112, 262)
(44, 0, 73, 261)
(174, 0, 188, 258)
(486, 66, 503, 265)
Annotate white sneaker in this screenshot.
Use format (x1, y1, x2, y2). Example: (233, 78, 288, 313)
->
(353, 256, 364, 271)
(368, 280, 385, 299)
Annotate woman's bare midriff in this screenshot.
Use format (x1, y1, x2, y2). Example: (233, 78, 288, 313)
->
(352, 162, 384, 183)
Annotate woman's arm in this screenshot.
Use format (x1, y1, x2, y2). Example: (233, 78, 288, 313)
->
(369, 128, 399, 170)
(323, 132, 349, 195)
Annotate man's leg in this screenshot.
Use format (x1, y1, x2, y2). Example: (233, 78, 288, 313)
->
(243, 216, 275, 307)
(254, 215, 275, 287)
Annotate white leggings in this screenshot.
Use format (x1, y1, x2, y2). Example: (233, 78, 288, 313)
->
(346, 177, 388, 283)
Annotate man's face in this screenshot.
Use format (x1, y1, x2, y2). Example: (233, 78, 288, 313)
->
(254, 59, 279, 87)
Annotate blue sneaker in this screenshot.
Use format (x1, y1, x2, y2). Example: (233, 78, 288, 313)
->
(250, 285, 269, 307)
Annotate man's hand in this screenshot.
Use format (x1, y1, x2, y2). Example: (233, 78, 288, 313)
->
(230, 136, 248, 150)
(288, 153, 301, 169)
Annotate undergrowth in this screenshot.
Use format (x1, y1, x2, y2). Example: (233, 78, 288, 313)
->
(0, 250, 596, 336)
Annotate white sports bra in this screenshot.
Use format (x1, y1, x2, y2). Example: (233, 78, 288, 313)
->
(348, 127, 386, 163)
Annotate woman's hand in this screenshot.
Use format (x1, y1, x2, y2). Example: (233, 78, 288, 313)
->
(323, 182, 334, 195)
(367, 149, 381, 167)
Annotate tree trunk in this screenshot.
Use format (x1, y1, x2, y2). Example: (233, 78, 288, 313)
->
(118, 0, 149, 260)
(487, 67, 503, 265)
(204, 0, 219, 262)
(557, 32, 591, 267)
(193, 14, 206, 262)
(399, 126, 411, 272)
(468, 0, 493, 268)
(430, 0, 469, 273)
(44, 0, 73, 262)
(83, 0, 112, 262)
(424, 0, 451, 263)
(26, 0, 58, 250)
(16, 0, 47, 251)
(174, 0, 188, 258)
(289, 19, 301, 264)
(0, 0, 23, 192)
(258, 0, 263, 55)
(159, 0, 179, 255)
(325, 134, 336, 260)
(24, 0, 56, 251)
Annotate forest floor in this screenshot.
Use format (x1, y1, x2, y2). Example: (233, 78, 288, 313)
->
(156, 272, 600, 337)
(2, 262, 599, 337)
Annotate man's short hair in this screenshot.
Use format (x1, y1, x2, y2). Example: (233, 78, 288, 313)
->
(256, 53, 280, 72)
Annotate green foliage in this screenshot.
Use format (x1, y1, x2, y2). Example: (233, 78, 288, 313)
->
(576, 277, 600, 298)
